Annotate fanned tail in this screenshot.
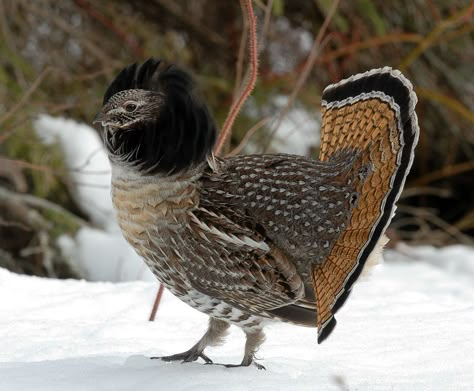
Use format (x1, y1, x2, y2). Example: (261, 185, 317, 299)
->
(314, 67, 419, 343)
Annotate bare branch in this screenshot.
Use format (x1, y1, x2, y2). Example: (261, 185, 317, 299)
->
(0, 67, 51, 127)
(73, 0, 145, 58)
(229, 116, 271, 156)
(264, 0, 340, 151)
(413, 161, 474, 186)
(399, 2, 474, 71)
(0, 186, 90, 229)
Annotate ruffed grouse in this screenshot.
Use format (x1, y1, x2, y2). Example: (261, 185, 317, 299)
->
(94, 59, 419, 369)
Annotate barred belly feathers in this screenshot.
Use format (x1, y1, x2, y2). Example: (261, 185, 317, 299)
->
(94, 59, 419, 368)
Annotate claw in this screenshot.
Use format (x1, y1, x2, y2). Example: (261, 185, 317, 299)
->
(211, 359, 265, 370)
(151, 350, 213, 364)
(223, 362, 266, 370)
(197, 353, 213, 364)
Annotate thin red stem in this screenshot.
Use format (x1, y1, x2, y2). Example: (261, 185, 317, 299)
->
(149, 284, 165, 321)
(214, 0, 258, 156)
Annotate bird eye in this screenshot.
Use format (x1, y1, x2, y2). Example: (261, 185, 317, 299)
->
(124, 102, 137, 112)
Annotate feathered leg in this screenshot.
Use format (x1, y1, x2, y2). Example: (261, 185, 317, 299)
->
(155, 317, 230, 364)
(224, 327, 266, 370)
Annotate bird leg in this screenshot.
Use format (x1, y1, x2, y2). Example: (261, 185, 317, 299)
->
(153, 317, 230, 364)
(223, 328, 266, 370)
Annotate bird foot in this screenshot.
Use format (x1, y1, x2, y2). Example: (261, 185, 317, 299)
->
(223, 362, 266, 370)
(151, 349, 213, 364)
(212, 358, 266, 370)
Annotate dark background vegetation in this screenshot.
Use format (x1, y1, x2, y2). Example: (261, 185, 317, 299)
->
(1, 0, 473, 278)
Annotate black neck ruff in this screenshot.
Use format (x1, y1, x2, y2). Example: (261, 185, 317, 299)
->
(103, 58, 216, 174)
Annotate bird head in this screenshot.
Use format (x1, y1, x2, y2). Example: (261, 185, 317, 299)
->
(94, 89, 165, 131)
(95, 59, 216, 175)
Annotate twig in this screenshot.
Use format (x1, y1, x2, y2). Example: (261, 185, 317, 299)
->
(233, 0, 249, 101)
(229, 116, 271, 156)
(0, 157, 28, 192)
(0, 157, 57, 176)
(149, 284, 165, 321)
(263, 0, 340, 151)
(73, 0, 145, 58)
(0, 216, 31, 231)
(27, 2, 115, 67)
(153, 0, 228, 49)
(400, 186, 451, 199)
(0, 157, 110, 187)
(455, 210, 474, 232)
(441, 21, 474, 42)
(0, 186, 90, 229)
(71, 181, 111, 189)
(316, 32, 422, 65)
(69, 147, 110, 173)
(214, 0, 258, 156)
(232, 0, 272, 113)
(72, 67, 117, 82)
(0, 1, 27, 88)
(416, 87, 474, 123)
(0, 67, 51, 127)
(397, 205, 473, 245)
(399, 2, 474, 71)
(0, 116, 34, 145)
(228, 0, 273, 155)
(259, 0, 274, 43)
(412, 161, 474, 186)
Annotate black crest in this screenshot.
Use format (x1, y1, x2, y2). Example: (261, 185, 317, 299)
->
(102, 58, 216, 174)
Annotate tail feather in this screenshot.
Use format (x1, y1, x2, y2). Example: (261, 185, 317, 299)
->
(313, 67, 419, 343)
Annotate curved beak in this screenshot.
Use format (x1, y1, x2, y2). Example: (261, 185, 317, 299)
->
(93, 111, 106, 126)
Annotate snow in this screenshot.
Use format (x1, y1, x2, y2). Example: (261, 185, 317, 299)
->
(34, 115, 148, 281)
(269, 96, 321, 155)
(33, 114, 115, 231)
(1, 245, 473, 390)
(266, 18, 313, 76)
(57, 227, 154, 282)
(244, 97, 321, 156)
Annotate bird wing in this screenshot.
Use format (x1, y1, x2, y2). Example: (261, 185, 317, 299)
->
(193, 152, 365, 320)
(184, 204, 306, 315)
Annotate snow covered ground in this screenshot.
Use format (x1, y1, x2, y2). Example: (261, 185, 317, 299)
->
(1, 245, 473, 391)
